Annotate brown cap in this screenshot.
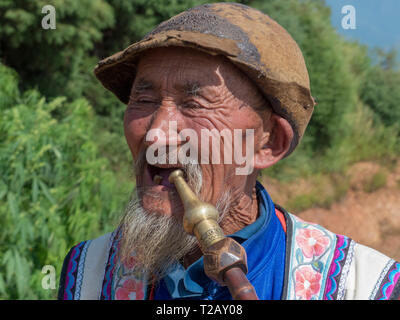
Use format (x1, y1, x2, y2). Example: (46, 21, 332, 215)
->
(94, 3, 315, 156)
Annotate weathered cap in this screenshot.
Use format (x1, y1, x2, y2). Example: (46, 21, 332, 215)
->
(94, 2, 315, 156)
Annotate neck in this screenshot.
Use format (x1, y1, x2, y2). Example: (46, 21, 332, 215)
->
(219, 185, 259, 235)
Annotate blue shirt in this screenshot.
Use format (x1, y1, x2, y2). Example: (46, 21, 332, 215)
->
(153, 181, 286, 300)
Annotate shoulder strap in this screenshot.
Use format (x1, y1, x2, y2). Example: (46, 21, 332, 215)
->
(58, 232, 114, 300)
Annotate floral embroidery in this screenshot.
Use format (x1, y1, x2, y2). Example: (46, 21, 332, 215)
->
(115, 278, 144, 300)
(99, 230, 147, 300)
(296, 229, 330, 258)
(112, 252, 147, 300)
(285, 214, 336, 300)
(295, 266, 322, 300)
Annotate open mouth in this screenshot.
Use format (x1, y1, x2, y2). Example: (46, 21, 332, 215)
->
(147, 164, 185, 188)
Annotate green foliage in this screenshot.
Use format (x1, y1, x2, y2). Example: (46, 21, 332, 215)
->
(363, 170, 388, 193)
(361, 51, 400, 127)
(284, 174, 349, 212)
(324, 102, 399, 172)
(0, 63, 20, 109)
(266, 100, 400, 180)
(0, 0, 114, 100)
(0, 0, 215, 117)
(286, 193, 319, 212)
(0, 64, 133, 299)
(96, 0, 212, 56)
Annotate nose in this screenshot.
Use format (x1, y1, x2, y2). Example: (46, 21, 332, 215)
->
(144, 103, 183, 149)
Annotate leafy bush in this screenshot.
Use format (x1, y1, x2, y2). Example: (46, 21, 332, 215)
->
(361, 64, 400, 127)
(0, 0, 114, 101)
(0, 0, 216, 117)
(324, 102, 400, 173)
(0, 64, 133, 299)
(363, 170, 388, 193)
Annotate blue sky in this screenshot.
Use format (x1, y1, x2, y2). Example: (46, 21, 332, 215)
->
(324, 0, 400, 55)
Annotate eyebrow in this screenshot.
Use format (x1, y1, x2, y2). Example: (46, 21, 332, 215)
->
(183, 82, 201, 97)
(132, 78, 154, 93)
(132, 79, 205, 97)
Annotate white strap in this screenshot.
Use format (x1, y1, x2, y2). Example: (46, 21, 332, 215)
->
(79, 232, 113, 300)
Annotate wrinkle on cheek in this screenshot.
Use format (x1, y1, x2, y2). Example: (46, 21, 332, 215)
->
(201, 164, 226, 205)
(189, 112, 244, 169)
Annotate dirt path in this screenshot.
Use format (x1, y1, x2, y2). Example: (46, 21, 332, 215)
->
(267, 161, 400, 261)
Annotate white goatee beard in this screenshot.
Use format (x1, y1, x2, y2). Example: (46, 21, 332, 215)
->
(118, 159, 232, 281)
(118, 196, 198, 280)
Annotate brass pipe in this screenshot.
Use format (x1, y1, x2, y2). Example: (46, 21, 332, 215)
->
(168, 170, 225, 250)
(169, 169, 259, 300)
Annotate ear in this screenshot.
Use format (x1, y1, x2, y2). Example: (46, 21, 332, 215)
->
(253, 114, 294, 170)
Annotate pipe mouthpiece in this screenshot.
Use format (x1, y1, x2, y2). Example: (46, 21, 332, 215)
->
(168, 169, 184, 183)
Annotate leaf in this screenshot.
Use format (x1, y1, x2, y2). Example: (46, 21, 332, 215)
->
(52, 147, 62, 159)
(15, 161, 25, 195)
(7, 192, 18, 217)
(0, 179, 8, 200)
(311, 261, 324, 273)
(32, 176, 39, 202)
(38, 180, 56, 205)
(295, 248, 304, 264)
(14, 251, 28, 296)
(4, 250, 15, 283)
(0, 273, 6, 294)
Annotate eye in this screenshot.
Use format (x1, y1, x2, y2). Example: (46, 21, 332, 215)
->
(182, 101, 201, 109)
(127, 96, 158, 111)
(137, 98, 156, 104)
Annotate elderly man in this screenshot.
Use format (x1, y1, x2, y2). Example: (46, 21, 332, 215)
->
(58, 3, 400, 300)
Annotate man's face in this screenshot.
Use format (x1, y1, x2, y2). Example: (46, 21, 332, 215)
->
(124, 47, 269, 220)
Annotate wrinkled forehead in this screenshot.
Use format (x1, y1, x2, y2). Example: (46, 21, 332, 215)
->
(133, 46, 254, 95)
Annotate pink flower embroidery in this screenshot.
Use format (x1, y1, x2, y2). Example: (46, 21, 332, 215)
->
(295, 266, 322, 300)
(296, 228, 330, 258)
(115, 278, 144, 300)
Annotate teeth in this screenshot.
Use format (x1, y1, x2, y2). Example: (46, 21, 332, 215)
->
(153, 174, 163, 185)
